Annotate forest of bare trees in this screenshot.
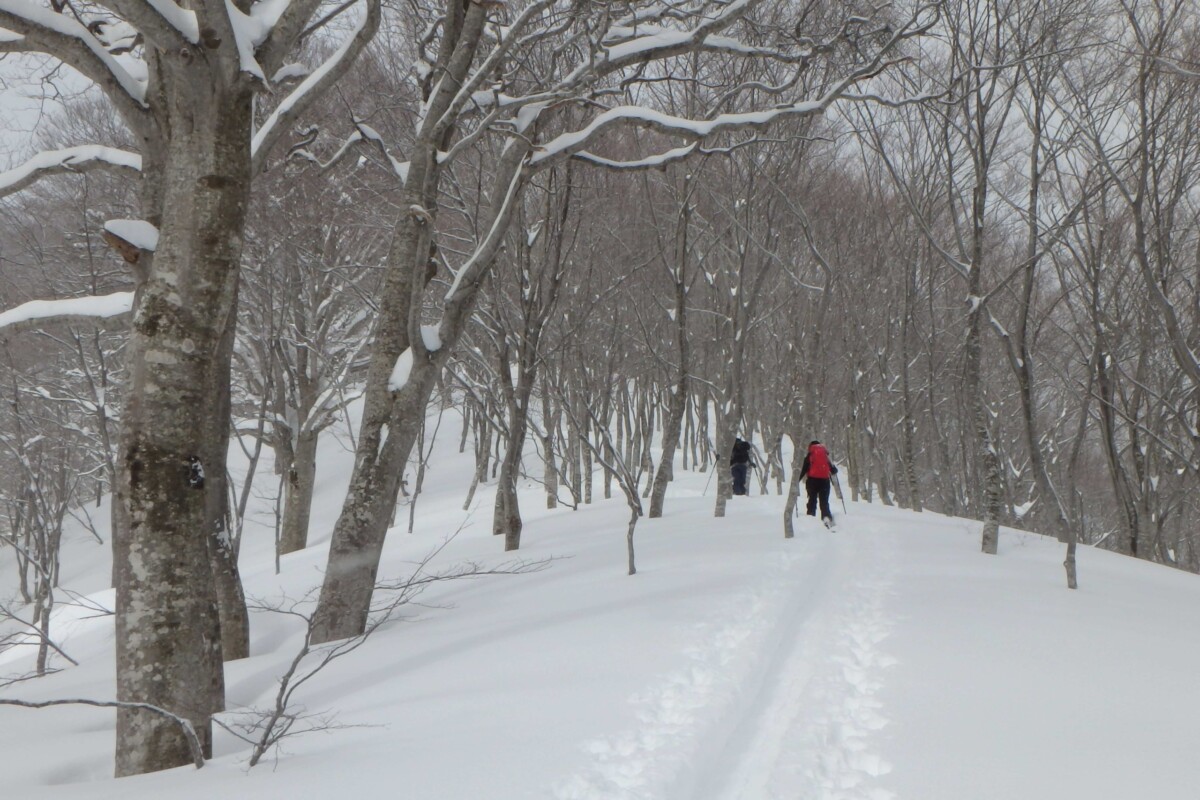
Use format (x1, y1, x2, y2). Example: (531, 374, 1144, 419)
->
(2, 0, 1199, 777)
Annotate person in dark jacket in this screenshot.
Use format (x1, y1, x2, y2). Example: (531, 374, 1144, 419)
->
(798, 440, 838, 525)
(729, 437, 755, 496)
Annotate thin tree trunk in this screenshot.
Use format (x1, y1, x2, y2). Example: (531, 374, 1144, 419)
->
(649, 199, 691, 518)
(278, 428, 319, 555)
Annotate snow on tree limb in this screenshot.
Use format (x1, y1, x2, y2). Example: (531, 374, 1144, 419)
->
(433, 0, 557, 136)
(0, 0, 148, 111)
(250, 0, 381, 171)
(570, 144, 699, 171)
(103, 0, 198, 51)
(0, 145, 141, 199)
(291, 122, 409, 181)
(0, 292, 134, 340)
(104, 219, 159, 251)
(223, 0, 289, 82)
(525, 3, 939, 171)
(529, 102, 823, 167)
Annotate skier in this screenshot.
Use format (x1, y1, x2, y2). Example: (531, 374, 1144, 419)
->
(798, 440, 838, 527)
(729, 437, 755, 496)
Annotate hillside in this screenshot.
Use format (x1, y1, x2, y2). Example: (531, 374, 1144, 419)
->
(2, 408, 1199, 800)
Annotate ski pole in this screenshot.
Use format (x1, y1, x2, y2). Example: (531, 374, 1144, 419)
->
(833, 474, 847, 515)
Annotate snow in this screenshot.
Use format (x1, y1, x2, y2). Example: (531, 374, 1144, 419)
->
(103, 219, 158, 251)
(221, 0, 293, 80)
(0, 146, 142, 193)
(224, 0, 268, 80)
(529, 103, 822, 167)
(387, 348, 412, 391)
(3, 403, 1200, 799)
(271, 63, 310, 83)
(141, 0, 199, 44)
(0, 291, 134, 330)
(386, 327, 441, 391)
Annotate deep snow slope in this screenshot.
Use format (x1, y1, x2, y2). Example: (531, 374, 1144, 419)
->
(2, 408, 1199, 800)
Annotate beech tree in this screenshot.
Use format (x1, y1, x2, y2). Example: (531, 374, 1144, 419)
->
(0, 0, 380, 775)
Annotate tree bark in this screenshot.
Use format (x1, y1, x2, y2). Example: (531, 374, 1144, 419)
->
(649, 198, 690, 519)
(278, 428, 320, 555)
(115, 85, 254, 775)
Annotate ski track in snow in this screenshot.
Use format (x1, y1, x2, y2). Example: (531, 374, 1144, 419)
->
(552, 518, 899, 800)
(551, 544, 805, 800)
(776, 518, 898, 800)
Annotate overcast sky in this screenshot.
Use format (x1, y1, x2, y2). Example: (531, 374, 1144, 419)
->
(1, 55, 82, 164)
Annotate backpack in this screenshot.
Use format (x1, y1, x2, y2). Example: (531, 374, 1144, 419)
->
(807, 444, 831, 479)
(731, 439, 751, 465)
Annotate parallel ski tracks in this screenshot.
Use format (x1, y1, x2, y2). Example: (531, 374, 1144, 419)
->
(552, 519, 899, 800)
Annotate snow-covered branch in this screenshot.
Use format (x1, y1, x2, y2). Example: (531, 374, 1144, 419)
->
(529, 102, 829, 168)
(433, 0, 557, 136)
(523, 3, 939, 170)
(103, 0, 198, 52)
(290, 122, 409, 181)
(0, 0, 148, 118)
(0, 145, 141, 199)
(251, 0, 382, 171)
(569, 143, 698, 171)
(0, 292, 134, 341)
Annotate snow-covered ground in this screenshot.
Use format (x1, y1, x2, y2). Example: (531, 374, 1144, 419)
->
(2, 406, 1199, 799)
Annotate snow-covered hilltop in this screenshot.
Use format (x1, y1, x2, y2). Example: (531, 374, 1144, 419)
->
(3, 408, 1197, 800)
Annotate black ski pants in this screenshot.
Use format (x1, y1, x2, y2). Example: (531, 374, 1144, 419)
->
(731, 463, 749, 495)
(805, 477, 832, 520)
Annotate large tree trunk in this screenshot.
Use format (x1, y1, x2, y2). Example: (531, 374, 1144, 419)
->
(114, 87, 254, 776)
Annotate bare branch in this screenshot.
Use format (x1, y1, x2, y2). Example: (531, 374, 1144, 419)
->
(0, 698, 204, 768)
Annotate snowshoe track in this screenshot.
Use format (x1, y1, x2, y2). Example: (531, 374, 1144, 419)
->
(553, 519, 898, 800)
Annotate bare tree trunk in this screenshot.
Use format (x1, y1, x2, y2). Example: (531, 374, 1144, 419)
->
(311, 11, 528, 642)
(649, 198, 690, 518)
(495, 411, 529, 550)
(278, 428, 319, 555)
(207, 305, 249, 661)
(1064, 526, 1078, 590)
(542, 389, 559, 509)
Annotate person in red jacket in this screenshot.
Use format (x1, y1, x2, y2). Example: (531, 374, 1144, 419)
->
(798, 440, 838, 526)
